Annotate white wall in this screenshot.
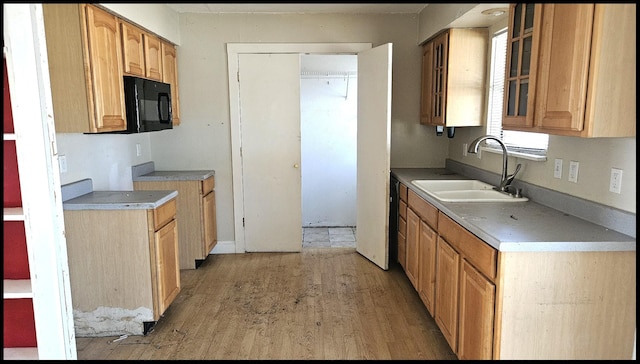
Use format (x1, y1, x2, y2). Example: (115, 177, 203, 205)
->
(148, 12, 433, 244)
(301, 55, 357, 227)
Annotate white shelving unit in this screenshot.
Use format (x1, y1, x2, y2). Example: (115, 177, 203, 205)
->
(3, 3, 77, 359)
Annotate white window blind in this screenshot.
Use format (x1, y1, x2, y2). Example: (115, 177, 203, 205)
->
(486, 29, 548, 156)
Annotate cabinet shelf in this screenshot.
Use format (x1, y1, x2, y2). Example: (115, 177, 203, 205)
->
(3, 347, 39, 360)
(3, 279, 33, 299)
(3, 207, 25, 221)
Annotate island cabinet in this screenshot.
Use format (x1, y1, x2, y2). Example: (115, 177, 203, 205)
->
(503, 3, 636, 137)
(134, 171, 217, 270)
(63, 192, 180, 337)
(397, 180, 635, 359)
(420, 28, 488, 128)
(43, 4, 127, 133)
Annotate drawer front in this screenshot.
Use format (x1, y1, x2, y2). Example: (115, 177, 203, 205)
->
(399, 183, 408, 202)
(408, 189, 438, 230)
(201, 176, 215, 195)
(399, 200, 407, 220)
(154, 198, 177, 231)
(438, 212, 497, 281)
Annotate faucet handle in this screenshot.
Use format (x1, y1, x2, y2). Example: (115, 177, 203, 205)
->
(511, 163, 522, 177)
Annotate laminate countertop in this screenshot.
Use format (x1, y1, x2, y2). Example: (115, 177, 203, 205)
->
(392, 168, 636, 253)
(132, 161, 214, 181)
(61, 178, 177, 210)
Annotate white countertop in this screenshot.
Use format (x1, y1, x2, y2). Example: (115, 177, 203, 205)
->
(392, 168, 636, 252)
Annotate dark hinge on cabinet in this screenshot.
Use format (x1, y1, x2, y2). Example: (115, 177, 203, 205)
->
(237, 71, 240, 82)
(243, 218, 245, 227)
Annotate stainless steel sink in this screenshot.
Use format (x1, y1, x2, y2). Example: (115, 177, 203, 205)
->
(410, 179, 528, 202)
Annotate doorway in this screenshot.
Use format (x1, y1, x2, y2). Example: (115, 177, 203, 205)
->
(300, 54, 358, 249)
(227, 42, 392, 270)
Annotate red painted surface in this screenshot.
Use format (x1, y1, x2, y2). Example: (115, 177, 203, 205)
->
(3, 221, 31, 279)
(3, 299, 38, 347)
(3, 140, 22, 207)
(4, 49, 38, 349)
(4, 57, 15, 133)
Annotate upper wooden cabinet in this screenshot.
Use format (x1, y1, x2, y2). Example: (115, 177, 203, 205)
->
(161, 42, 181, 126)
(121, 21, 163, 82)
(420, 28, 488, 128)
(144, 34, 163, 81)
(503, 3, 636, 137)
(43, 4, 127, 133)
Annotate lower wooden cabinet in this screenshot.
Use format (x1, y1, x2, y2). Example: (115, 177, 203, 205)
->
(63, 197, 180, 336)
(134, 175, 217, 269)
(396, 180, 635, 359)
(417, 219, 437, 316)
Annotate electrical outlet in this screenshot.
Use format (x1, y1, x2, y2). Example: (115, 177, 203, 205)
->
(553, 159, 563, 179)
(568, 161, 579, 183)
(462, 143, 468, 157)
(136, 143, 142, 157)
(609, 168, 623, 194)
(59, 155, 67, 174)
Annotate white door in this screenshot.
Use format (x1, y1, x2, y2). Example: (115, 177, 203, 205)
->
(239, 53, 302, 252)
(355, 44, 392, 270)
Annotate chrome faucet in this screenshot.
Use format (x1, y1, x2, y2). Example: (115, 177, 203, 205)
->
(467, 135, 521, 192)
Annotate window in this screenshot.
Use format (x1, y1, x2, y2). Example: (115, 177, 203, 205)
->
(486, 28, 548, 159)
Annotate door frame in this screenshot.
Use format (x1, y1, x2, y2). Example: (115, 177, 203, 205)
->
(227, 43, 371, 253)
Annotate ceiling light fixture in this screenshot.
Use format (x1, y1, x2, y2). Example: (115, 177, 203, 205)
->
(481, 8, 507, 16)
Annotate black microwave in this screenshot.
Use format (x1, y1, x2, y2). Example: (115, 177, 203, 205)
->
(119, 76, 172, 133)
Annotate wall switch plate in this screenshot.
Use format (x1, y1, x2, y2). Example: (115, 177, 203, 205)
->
(609, 168, 623, 194)
(136, 143, 142, 157)
(553, 159, 563, 179)
(568, 161, 579, 183)
(462, 143, 468, 157)
(59, 155, 67, 174)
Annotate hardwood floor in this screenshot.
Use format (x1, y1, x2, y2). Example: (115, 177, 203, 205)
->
(75, 248, 457, 360)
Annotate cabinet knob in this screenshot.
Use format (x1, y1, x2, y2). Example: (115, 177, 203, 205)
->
(293, 163, 299, 168)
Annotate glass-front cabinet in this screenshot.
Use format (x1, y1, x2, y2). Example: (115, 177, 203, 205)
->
(503, 3, 539, 129)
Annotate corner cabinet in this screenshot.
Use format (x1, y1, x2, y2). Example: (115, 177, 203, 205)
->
(420, 28, 488, 128)
(63, 197, 180, 336)
(161, 41, 181, 126)
(503, 3, 636, 137)
(43, 4, 127, 133)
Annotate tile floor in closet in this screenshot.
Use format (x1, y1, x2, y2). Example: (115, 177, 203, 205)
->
(302, 227, 356, 248)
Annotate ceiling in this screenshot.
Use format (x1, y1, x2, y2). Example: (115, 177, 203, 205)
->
(165, 3, 508, 28)
(165, 3, 429, 14)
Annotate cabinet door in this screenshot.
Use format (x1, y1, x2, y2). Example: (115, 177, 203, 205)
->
(533, 4, 594, 132)
(161, 41, 180, 126)
(458, 260, 496, 360)
(120, 21, 145, 77)
(420, 42, 433, 125)
(202, 190, 217, 255)
(418, 219, 437, 317)
(397, 199, 407, 268)
(405, 208, 420, 288)
(503, 4, 540, 129)
(153, 219, 180, 315)
(431, 31, 448, 126)
(435, 236, 459, 353)
(144, 34, 163, 81)
(82, 4, 126, 132)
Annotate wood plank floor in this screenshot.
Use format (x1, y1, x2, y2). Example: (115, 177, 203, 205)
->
(75, 248, 457, 360)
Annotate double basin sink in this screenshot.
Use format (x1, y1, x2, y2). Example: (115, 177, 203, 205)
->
(410, 179, 528, 203)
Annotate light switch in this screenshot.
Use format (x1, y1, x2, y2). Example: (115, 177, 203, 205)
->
(553, 159, 562, 179)
(568, 161, 579, 183)
(59, 155, 67, 174)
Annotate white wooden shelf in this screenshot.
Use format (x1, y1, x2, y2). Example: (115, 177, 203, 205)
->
(3, 347, 39, 360)
(4, 133, 18, 140)
(4, 279, 33, 299)
(3, 207, 25, 221)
